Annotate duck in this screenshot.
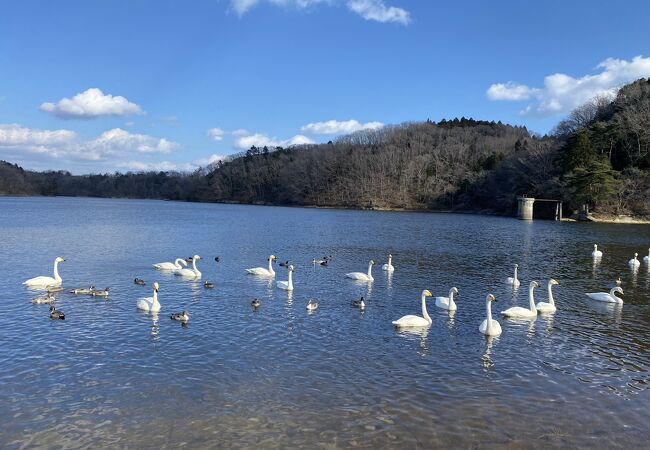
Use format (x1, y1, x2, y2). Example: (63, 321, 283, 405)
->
(352, 296, 365, 310)
(505, 263, 520, 287)
(70, 286, 95, 295)
(535, 279, 560, 313)
(346, 260, 375, 282)
(501, 281, 539, 319)
(251, 298, 261, 308)
(479, 294, 502, 336)
(246, 255, 277, 277)
(46, 285, 64, 293)
(134, 278, 146, 286)
(312, 258, 328, 266)
(23, 257, 65, 288)
(616, 277, 622, 286)
(434, 287, 459, 311)
(49, 305, 65, 320)
(392, 290, 433, 328)
(644, 248, 650, 264)
(586, 286, 624, 304)
(170, 310, 190, 322)
(306, 299, 319, 311)
(592, 244, 603, 258)
(32, 293, 56, 304)
(382, 254, 395, 272)
(279, 260, 291, 268)
(204, 280, 215, 289)
(629, 252, 641, 268)
(175, 255, 202, 279)
(214, 256, 221, 263)
(91, 287, 110, 298)
(276, 265, 294, 291)
(153, 258, 187, 271)
(137, 282, 161, 312)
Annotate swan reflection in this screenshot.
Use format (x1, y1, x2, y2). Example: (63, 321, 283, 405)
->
(396, 326, 430, 357)
(482, 335, 498, 373)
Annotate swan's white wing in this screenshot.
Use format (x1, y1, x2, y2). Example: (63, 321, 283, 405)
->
(535, 301, 556, 312)
(501, 306, 535, 317)
(23, 276, 58, 286)
(585, 292, 615, 302)
(434, 297, 449, 308)
(153, 262, 176, 270)
(246, 267, 272, 276)
(392, 315, 428, 327)
(137, 297, 153, 311)
(276, 281, 288, 289)
(346, 272, 367, 280)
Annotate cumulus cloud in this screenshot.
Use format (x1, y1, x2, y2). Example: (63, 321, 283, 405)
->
(230, 0, 409, 24)
(346, 0, 409, 25)
(39, 88, 144, 119)
(207, 127, 225, 141)
(234, 132, 313, 150)
(118, 153, 225, 173)
(487, 55, 650, 116)
(301, 119, 384, 135)
(0, 123, 179, 164)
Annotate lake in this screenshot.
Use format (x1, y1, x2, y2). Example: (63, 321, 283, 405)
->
(1, 197, 650, 449)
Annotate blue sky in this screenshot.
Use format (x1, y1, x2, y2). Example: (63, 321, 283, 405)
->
(1, 0, 649, 173)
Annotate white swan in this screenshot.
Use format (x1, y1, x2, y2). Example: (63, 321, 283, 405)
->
(535, 279, 560, 313)
(153, 258, 187, 271)
(435, 287, 459, 311)
(276, 265, 294, 291)
(346, 260, 375, 282)
(586, 286, 624, 304)
(644, 248, 650, 264)
(592, 244, 603, 258)
(175, 255, 202, 279)
(23, 257, 65, 287)
(479, 294, 502, 336)
(392, 290, 433, 328)
(628, 252, 640, 268)
(382, 254, 395, 272)
(137, 282, 161, 312)
(246, 255, 277, 277)
(505, 263, 520, 287)
(501, 281, 539, 319)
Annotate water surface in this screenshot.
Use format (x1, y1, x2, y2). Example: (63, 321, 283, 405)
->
(1, 197, 650, 449)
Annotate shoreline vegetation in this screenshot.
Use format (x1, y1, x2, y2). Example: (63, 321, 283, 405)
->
(2, 78, 650, 224)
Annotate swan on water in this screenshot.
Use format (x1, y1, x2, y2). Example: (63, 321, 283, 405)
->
(592, 244, 603, 258)
(137, 282, 161, 312)
(392, 290, 433, 328)
(382, 254, 395, 272)
(352, 296, 365, 310)
(644, 248, 650, 264)
(586, 286, 624, 304)
(435, 287, 459, 311)
(23, 257, 65, 288)
(246, 255, 277, 277)
(479, 294, 502, 336)
(346, 260, 375, 282)
(175, 255, 202, 279)
(32, 293, 56, 304)
(277, 265, 294, 291)
(501, 281, 539, 319)
(505, 264, 520, 287)
(153, 258, 187, 271)
(170, 310, 190, 322)
(535, 279, 560, 313)
(629, 252, 641, 268)
(70, 286, 95, 295)
(306, 299, 319, 311)
(49, 306, 65, 320)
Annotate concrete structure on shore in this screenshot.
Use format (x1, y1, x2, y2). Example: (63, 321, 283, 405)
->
(517, 196, 562, 221)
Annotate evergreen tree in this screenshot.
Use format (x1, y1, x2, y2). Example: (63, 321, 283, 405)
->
(568, 156, 617, 208)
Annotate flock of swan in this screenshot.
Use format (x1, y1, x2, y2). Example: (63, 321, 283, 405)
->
(23, 245, 649, 333)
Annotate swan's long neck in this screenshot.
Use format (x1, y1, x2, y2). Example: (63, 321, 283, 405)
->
(367, 262, 373, 279)
(448, 288, 456, 309)
(609, 287, 619, 299)
(485, 299, 493, 334)
(529, 284, 537, 312)
(268, 257, 275, 275)
(547, 282, 555, 306)
(287, 270, 293, 290)
(174, 258, 184, 268)
(514, 266, 518, 281)
(192, 258, 201, 276)
(594, 244, 598, 251)
(152, 289, 159, 308)
(388, 256, 392, 266)
(421, 294, 431, 324)
(53, 259, 61, 281)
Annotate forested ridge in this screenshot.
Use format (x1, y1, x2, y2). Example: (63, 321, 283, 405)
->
(2, 79, 650, 218)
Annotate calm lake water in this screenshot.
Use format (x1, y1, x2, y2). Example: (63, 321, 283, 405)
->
(1, 197, 650, 449)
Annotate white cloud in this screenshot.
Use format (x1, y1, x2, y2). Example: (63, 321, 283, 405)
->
(88, 128, 178, 155)
(234, 132, 313, 150)
(232, 128, 249, 136)
(301, 119, 384, 135)
(196, 153, 226, 166)
(487, 55, 650, 116)
(39, 88, 144, 119)
(119, 153, 225, 173)
(346, 0, 409, 25)
(230, 0, 410, 24)
(207, 127, 225, 141)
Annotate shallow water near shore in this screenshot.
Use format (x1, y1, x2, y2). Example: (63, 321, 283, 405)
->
(1, 196, 650, 449)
